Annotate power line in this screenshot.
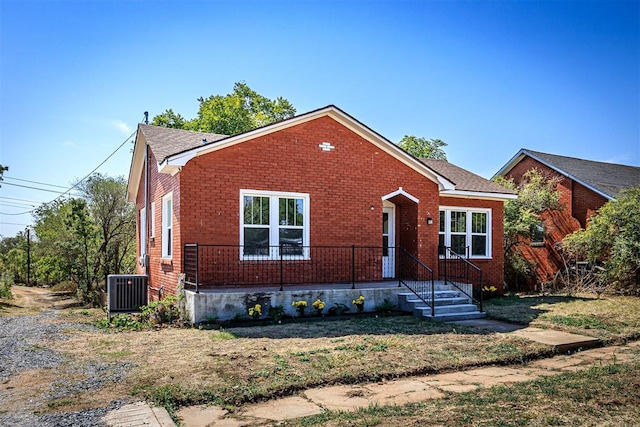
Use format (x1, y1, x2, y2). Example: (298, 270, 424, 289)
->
(0, 210, 35, 216)
(0, 202, 36, 209)
(4, 176, 69, 189)
(0, 196, 44, 204)
(0, 222, 30, 226)
(2, 181, 80, 195)
(1, 128, 138, 216)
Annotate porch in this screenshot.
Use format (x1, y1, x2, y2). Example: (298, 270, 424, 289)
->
(181, 244, 485, 324)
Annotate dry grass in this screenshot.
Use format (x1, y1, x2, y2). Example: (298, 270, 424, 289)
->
(293, 361, 640, 426)
(485, 294, 640, 344)
(6, 287, 640, 422)
(49, 315, 549, 411)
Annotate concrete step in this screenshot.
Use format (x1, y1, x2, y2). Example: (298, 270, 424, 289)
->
(420, 311, 487, 322)
(397, 286, 484, 323)
(398, 291, 465, 311)
(405, 296, 471, 307)
(414, 303, 480, 316)
(399, 281, 455, 292)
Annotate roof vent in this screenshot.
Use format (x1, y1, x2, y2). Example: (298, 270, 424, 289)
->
(202, 139, 208, 145)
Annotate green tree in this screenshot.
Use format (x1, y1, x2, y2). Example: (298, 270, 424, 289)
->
(27, 174, 136, 305)
(151, 109, 189, 129)
(494, 169, 563, 290)
(563, 185, 640, 295)
(152, 82, 296, 135)
(398, 136, 447, 160)
(77, 174, 136, 283)
(0, 231, 27, 288)
(66, 198, 98, 302)
(33, 199, 77, 286)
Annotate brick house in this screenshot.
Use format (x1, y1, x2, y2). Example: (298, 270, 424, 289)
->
(494, 148, 640, 287)
(126, 105, 515, 322)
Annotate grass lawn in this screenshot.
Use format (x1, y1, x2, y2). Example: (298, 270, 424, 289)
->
(4, 287, 640, 424)
(291, 361, 640, 426)
(484, 294, 640, 344)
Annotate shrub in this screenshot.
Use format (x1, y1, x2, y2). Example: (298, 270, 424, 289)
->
(0, 280, 12, 299)
(268, 305, 284, 322)
(141, 295, 181, 325)
(563, 185, 640, 295)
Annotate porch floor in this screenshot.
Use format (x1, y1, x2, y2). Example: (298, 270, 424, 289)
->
(185, 280, 407, 294)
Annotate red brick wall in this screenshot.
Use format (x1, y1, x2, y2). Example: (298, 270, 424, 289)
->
(504, 155, 607, 287)
(439, 196, 506, 290)
(178, 116, 442, 286)
(137, 115, 506, 295)
(135, 147, 181, 298)
(572, 181, 608, 228)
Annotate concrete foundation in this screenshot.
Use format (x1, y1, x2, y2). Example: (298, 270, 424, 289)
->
(183, 283, 402, 324)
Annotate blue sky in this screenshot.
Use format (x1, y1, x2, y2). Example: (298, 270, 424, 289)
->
(1, 0, 638, 237)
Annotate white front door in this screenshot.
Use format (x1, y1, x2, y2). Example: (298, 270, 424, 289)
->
(382, 206, 395, 278)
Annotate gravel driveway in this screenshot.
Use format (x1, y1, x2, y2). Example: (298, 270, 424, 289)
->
(0, 303, 132, 426)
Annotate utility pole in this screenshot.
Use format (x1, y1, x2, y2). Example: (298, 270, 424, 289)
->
(26, 227, 31, 286)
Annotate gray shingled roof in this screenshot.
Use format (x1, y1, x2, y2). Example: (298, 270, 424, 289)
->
(138, 124, 228, 163)
(420, 158, 516, 195)
(523, 149, 640, 199)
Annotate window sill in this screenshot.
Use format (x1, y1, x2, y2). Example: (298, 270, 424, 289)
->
(439, 256, 492, 260)
(240, 256, 311, 262)
(530, 242, 545, 248)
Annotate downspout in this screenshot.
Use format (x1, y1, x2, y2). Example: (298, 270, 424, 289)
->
(143, 112, 149, 277)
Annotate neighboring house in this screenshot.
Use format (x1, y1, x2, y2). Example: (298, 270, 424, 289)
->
(126, 105, 516, 322)
(494, 148, 640, 286)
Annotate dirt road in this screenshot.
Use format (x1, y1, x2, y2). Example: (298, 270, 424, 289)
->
(0, 286, 128, 426)
(1, 285, 80, 315)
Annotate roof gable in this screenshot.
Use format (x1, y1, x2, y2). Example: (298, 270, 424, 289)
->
(495, 148, 640, 200)
(127, 105, 517, 202)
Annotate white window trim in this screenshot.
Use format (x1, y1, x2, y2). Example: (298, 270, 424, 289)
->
(139, 207, 146, 256)
(161, 192, 173, 259)
(240, 189, 310, 260)
(150, 202, 156, 238)
(439, 206, 492, 259)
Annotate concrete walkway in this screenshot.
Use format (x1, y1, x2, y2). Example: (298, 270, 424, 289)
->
(102, 401, 175, 427)
(103, 320, 633, 427)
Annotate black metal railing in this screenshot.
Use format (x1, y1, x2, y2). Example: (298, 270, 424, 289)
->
(183, 244, 391, 292)
(438, 246, 483, 312)
(398, 247, 435, 317)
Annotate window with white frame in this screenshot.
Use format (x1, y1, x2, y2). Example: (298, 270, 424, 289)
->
(139, 207, 146, 255)
(439, 207, 491, 258)
(240, 190, 309, 258)
(150, 202, 156, 238)
(161, 193, 173, 258)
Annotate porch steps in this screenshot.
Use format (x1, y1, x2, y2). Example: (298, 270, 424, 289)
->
(397, 287, 486, 322)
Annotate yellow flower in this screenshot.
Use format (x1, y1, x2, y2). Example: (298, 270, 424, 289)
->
(352, 295, 365, 305)
(248, 303, 262, 317)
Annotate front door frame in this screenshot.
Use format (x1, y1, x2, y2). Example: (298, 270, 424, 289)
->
(382, 201, 396, 278)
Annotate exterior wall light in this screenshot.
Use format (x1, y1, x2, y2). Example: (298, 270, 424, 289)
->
(426, 217, 434, 225)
